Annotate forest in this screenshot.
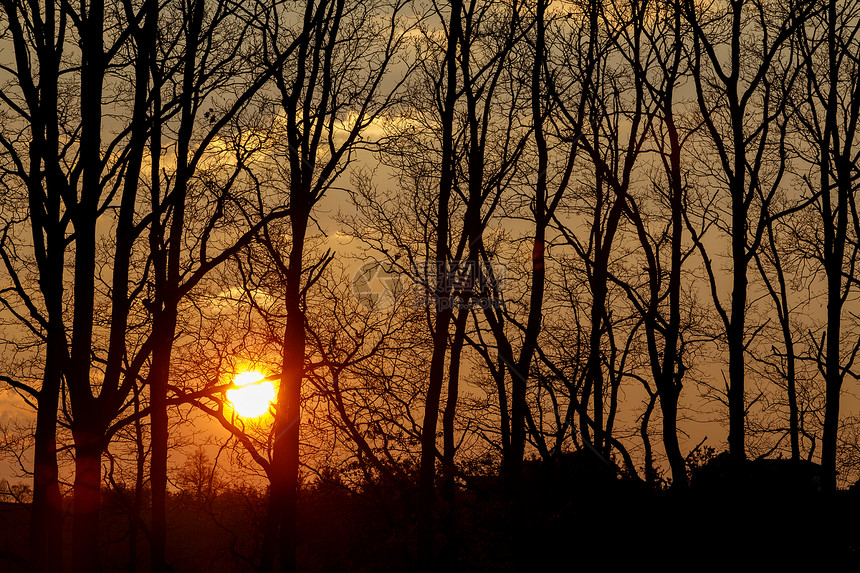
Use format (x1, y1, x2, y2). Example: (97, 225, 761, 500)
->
(1, 0, 860, 570)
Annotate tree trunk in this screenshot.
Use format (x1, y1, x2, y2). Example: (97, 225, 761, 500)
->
(270, 208, 309, 573)
(663, 94, 688, 488)
(276, 311, 304, 573)
(819, 0, 848, 494)
(149, 323, 173, 572)
(727, 74, 748, 464)
(30, 326, 64, 573)
(727, 225, 748, 464)
(581, 198, 624, 452)
(417, 0, 460, 567)
(442, 308, 468, 503)
(821, 182, 846, 491)
(661, 390, 687, 487)
(26, 0, 66, 564)
(417, 305, 453, 569)
(30, 395, 63, 573)
(129, 390, 145, 573)
(71, 430, 103, 573)
(151, 0, 200, 563)
(640, 391, 656, 487)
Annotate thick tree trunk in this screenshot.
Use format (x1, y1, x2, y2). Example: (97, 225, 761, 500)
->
(727, 251, 747, 464)
(442, 308, 468, 503)
(727, 79, 748, 464)
(821, 202, 846, 491)
(128, 392, 145, 573)
(30, 412, 63, 572)
(68, 0, 104, 565)
(71, 430, 103, 573)
(68, 231, 99, 573)
(640, 392, 657, 486)
(30, 333, 64, 573)
(586, 276, 606, 453)
(268, 208, 309, 573)
(148, 203, 184, 573)
(277, 308, 304, 573)
(149, 327, 173, 572)
(785, 328, 800, 462)
(725, 1, 749, 466)
(661, 391, 686, 487)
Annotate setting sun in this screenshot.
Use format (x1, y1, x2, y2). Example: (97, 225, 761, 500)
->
(227, 371, 275, 418)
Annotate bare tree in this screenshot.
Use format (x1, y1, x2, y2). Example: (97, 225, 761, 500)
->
(681, 0, 815, 464)
(542, 0, 653, 471)
(346, 0, 533, 563)
(0, 0, 298, 569)
(615, 0, 698, 487)
(787, 0, 860, 490)
(230, 2, 416, 570)
(0, 0, 157, 568)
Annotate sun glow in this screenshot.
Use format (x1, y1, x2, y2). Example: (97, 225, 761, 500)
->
(227, 371, 275, 418)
